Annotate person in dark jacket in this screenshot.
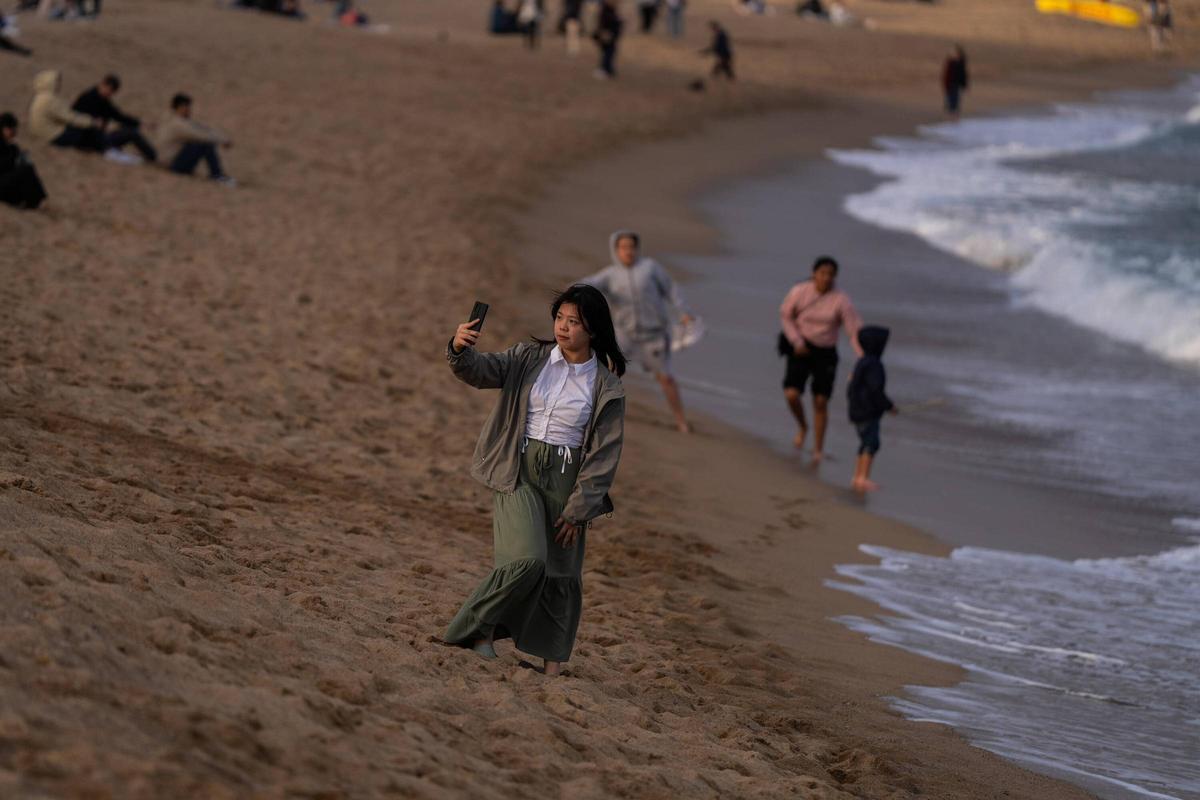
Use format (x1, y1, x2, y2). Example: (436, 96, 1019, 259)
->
(593, 0, 623, 78)
(942, 45, 968, 116)
(65, 74, 157, 162)
(702, 20, 733, 80)
(0, 112, 48, 210)
(846, 325, 897, 492)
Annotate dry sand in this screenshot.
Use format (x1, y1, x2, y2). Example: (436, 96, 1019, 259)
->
(1, 0, 1196, 797)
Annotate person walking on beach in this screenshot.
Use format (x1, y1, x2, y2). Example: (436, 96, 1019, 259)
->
(702, 20, 734, 80)
(442, 285, 626, 677)
(583, 230, 695, 433)
(559, 0, 583, 54)
(665, 0, 685, 38)
(154, 93, 236, 185)
(0, 112, 48, 210)
(942, 44, 968, 116)
(1147, 0, 1173, 52)
(778, 255, 863, 462)
(637, 0, 659, 32)
(593, 0, 623, 79)
(517, 0, 543, 49)
(847, 326, 896, 492)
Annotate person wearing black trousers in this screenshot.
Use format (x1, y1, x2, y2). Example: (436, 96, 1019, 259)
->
(702, 20, 734, 80)
(593, 0, 623, 78)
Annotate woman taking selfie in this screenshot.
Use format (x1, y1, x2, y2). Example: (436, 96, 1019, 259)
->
(442, 285, 626, 676)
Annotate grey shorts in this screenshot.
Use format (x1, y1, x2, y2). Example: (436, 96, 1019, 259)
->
(626, 334, 671, 376)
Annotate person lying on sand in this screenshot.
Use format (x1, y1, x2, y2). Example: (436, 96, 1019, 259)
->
(583, 230, 695, 433)
(442, 285, 626, 677)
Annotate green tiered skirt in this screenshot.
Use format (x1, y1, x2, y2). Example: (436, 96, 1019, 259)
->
(444, 438, 586, 662)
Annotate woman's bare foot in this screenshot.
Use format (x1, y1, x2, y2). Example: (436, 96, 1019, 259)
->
(793, 428, 808, 449)
(676, 419, 693, 434)
(851, 478, 880, 493)
(810, 450, 824, 464)
(543, 660, 562, 676)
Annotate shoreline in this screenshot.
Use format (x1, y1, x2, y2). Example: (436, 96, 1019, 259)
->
(519, 61, 1196, 797)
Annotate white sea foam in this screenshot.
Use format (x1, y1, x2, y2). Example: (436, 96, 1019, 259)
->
(829, 90, 1200, 367)
(829, 539, 1200, 800)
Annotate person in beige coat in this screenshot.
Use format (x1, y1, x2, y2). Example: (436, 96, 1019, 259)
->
(153, 93, 235, 185)
(28, 70, 100, 145)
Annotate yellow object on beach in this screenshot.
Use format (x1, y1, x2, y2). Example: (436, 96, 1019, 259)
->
(1035, 0, 1141, 27)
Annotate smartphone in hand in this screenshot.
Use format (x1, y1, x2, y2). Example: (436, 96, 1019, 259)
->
(469, 301, 489, 332)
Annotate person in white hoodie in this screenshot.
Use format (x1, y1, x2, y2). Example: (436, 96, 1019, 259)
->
(582, 230, 694, 433)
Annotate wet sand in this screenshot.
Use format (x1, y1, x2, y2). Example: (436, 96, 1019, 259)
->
(1, 0, 1197, 796)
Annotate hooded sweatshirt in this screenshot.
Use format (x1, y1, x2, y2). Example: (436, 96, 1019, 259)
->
(28, 71, 95, 142)
(582, 230, 690, 345)
(847, 326, 894, 423)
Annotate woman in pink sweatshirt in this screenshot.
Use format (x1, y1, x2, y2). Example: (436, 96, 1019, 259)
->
(778, 256, 863, 461)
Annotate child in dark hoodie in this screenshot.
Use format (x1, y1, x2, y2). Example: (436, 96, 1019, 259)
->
(847, 325, 896, 492)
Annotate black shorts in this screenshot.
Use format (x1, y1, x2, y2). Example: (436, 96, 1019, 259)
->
(783, 343, 838, 396)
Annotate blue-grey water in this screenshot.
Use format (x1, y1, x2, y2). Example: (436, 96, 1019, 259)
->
(665, 77, 1200, 799)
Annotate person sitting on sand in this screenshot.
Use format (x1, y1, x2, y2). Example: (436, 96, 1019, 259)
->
(69, 74, 158, 164)
(583, 230, 695, 433)
(847, 326, 896, 492)
(27, 70, 106, 150)
(442, 285, 626, 677)
(778, 255, 863, 462)
(0, 111, 48, 210)
(153, 93, 236, 186)
(701, 20, 734, 80)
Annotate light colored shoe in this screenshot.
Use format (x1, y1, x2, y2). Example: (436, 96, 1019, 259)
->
(212, 175, 238, 188)
(103, 149, 143, 166)
(472, 641, 498, 660)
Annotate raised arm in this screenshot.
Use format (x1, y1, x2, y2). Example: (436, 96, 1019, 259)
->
(445, 319, 523, 389)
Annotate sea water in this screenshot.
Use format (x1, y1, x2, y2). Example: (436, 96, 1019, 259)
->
(820, 80, 1200, 798)
(663, 78, 1200, 799)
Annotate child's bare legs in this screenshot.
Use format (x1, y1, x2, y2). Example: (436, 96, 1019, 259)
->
(784, 388, 808, 448)
(852, 453, 879, 492)
(656, 372, 691, 433)
(811, 394, 830, 461)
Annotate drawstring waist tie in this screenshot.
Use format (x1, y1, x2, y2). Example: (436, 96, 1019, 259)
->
(522, 437, 580, 474)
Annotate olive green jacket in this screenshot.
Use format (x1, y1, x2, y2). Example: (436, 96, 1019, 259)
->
(447, 340, 625, 524)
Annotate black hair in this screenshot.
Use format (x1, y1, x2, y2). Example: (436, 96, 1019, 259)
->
(171, 93, 192, 110)
(0, 112, 16, 131)
(812, 255, 839, 274)
(614, 232, 640, 248)
(537, 284, 626, 377)
(102, 74, 121, 91)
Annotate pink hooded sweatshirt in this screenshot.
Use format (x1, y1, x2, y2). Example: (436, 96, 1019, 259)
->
(779, 280, 863, 352)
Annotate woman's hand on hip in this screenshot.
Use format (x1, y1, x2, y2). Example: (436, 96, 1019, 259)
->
(793, 342, 809, 356)
(554, 516, 581, 549)
(452, 320, 482, 353)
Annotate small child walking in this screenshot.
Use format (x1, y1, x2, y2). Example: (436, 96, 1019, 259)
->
(847, 326, 897, 492)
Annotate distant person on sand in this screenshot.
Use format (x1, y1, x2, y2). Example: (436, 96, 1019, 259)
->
(778, 255, 863, 462)
(0, 112, 48, 210)
(1147, 0, 1173, 52)
(637, 0, 659, 32)
(0, 13, 32, 55)
(665, 0, 685, 38)
(942, 44, 968, 116)
(701, 20, 734, 80)
(442, 285, 626, 677)
(584, 230, 695, 433)
(27, 70, 106, 150)
(593, 0, 623, 78)
(558, 0, 583, 53)
(489, 0, 519, 33)
(154, 93, 236, 186)
(70, 74, 158, 164)
(847, 326, 896, 492)
(517, 0, 543, 48)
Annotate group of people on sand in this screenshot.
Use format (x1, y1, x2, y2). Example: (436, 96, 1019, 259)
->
(438, 231, 895, 676)
(489, 0, 735, 83)
(1, 71, 235, 210)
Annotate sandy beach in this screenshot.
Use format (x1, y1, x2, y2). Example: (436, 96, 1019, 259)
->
(2, 0, 1197, 796)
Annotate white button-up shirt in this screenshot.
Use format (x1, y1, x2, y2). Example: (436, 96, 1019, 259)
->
(524, 346, 597, 448)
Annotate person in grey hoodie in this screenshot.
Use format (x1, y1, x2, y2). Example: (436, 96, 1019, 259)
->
(582, 230, 694, 433)
(442, 285, 626, 676)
